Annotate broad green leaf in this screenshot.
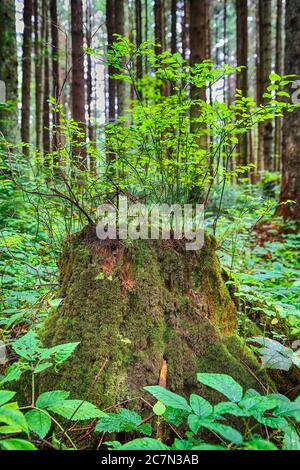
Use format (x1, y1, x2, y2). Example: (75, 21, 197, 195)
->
(197, 373, 243, 403)
(48, 399, 106, 420)
(201, 421, 243, 445)
(12, 330, 41, 361)
(144, 386, 191, 412)
(96, 409, 141, 433)
(25, 409, 51, 439)
(214, 401, 248, 417)
(137, 423, 152, 436)
(120, 438, 169, 450)
(0, 406, 28, 434)
(153, 401, 166, 416)
(0, 391, 16, 407)
(190, 394, 212, 417)
(36, 390, 70, 409)
(0, 438, 37, 450)
(187, 414, 203, 434)
(283, 426, 300, 450)
(39, 342, 80, 364)
(269, 72, 281, 82)
(243, 438, 278, 450)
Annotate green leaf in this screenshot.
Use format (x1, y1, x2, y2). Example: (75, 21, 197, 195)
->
(48, 400, 106, 421)
(12, 330, 41, 361)
(144, 386, 191, 412)
(187, 414, 203, 434)
(137, 423, 152, 436)
(283, 426, 300, 450)
(153, 401, 166, 416)
(0, 438, 37, 450)
(36, 390, 70, 409)
(190, 394, 212, 417)
(214, 401, 247, 417)
(39, 342, 80, 364)
(120, 438, 169, 450)
(0, 391, 16, 407)
(0, 406, 28, 434)
(201, 421, 243, 445)
(96, 409, 141, 433)
(197, 373, 243, 402)
(25, 409, 51, 439)
(269, 72, 281, 82)
(243, 438, 278, 450)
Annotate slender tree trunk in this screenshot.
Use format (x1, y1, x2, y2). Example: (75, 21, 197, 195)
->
(33, 0, 42, 151)
(182, 0, 188, 60)
(171, 0, 177, 54)
(0, 0, 18, 144)
(21, 0, 33, 156)
(274, 0, 283, 172)
(258, 0, 273, 172)
(277, 0, 300, 220)
(50, 0, 60, 152)
(189, 0, 209, 140)
(154, 0, 164, 55)
(106, 0, 116, 125)
(135, 0, 143, 82)
(71, 0, 86, 167)
(116, 0, 126, 114)
(86, 0, 96, 173)
(42, 0, 50, 155)
(236, 0, 248, 170)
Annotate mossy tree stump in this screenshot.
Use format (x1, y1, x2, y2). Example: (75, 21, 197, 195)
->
(39, 225, 270, 408)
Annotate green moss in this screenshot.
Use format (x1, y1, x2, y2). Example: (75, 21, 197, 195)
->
(38, 227, 272, 412)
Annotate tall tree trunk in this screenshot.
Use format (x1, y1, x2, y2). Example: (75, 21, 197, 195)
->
(33, 0, 42, 151)
(154, 0, 164, 55)
(106, 0, 116, 126)
(0, 0, 18, 144)
(71, 0, 86, 167)
(50, 0, 60, 152)
(277, 0, 300, 220)
(236, 0, 248, 170)
(115, 0, 126, 115)
(182, 0, 188, 60)
(21, 0, 33, 157)
(189, 0, 209, 139)
(86, 0, 96, 173)
(274, 0, 283, 172)
(135, 0, 143, 85)
(258, 0, 273, 172)
(171, 0, 177, 54)
(42, 0, 50, 155)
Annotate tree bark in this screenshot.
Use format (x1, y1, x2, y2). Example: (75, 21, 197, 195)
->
(116, 0, 126, 115)
(171, 0, 177, 54)
(0, 0, 18, 144)
(189, 0, 210, 141)
(236, 0, 248, 170)
(71, 0, 86, 167)
(277, 0, 300, 220)
(33, 0, 42, 151)
(50, 0, 60, 152)
(21, 0, 33, 156)
(135, 0, 143, 84)
(274, 0, 283, 172)
(258, 0, 273, 172)
(42, 0, 50, 155)
(106, 0, 116, 125)
(154, 0, 164, 55)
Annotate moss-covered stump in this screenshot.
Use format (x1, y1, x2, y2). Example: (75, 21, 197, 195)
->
(38, 224, 270, 409)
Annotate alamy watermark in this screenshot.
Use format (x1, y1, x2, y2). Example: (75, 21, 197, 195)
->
(96, 196, 204, 251)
